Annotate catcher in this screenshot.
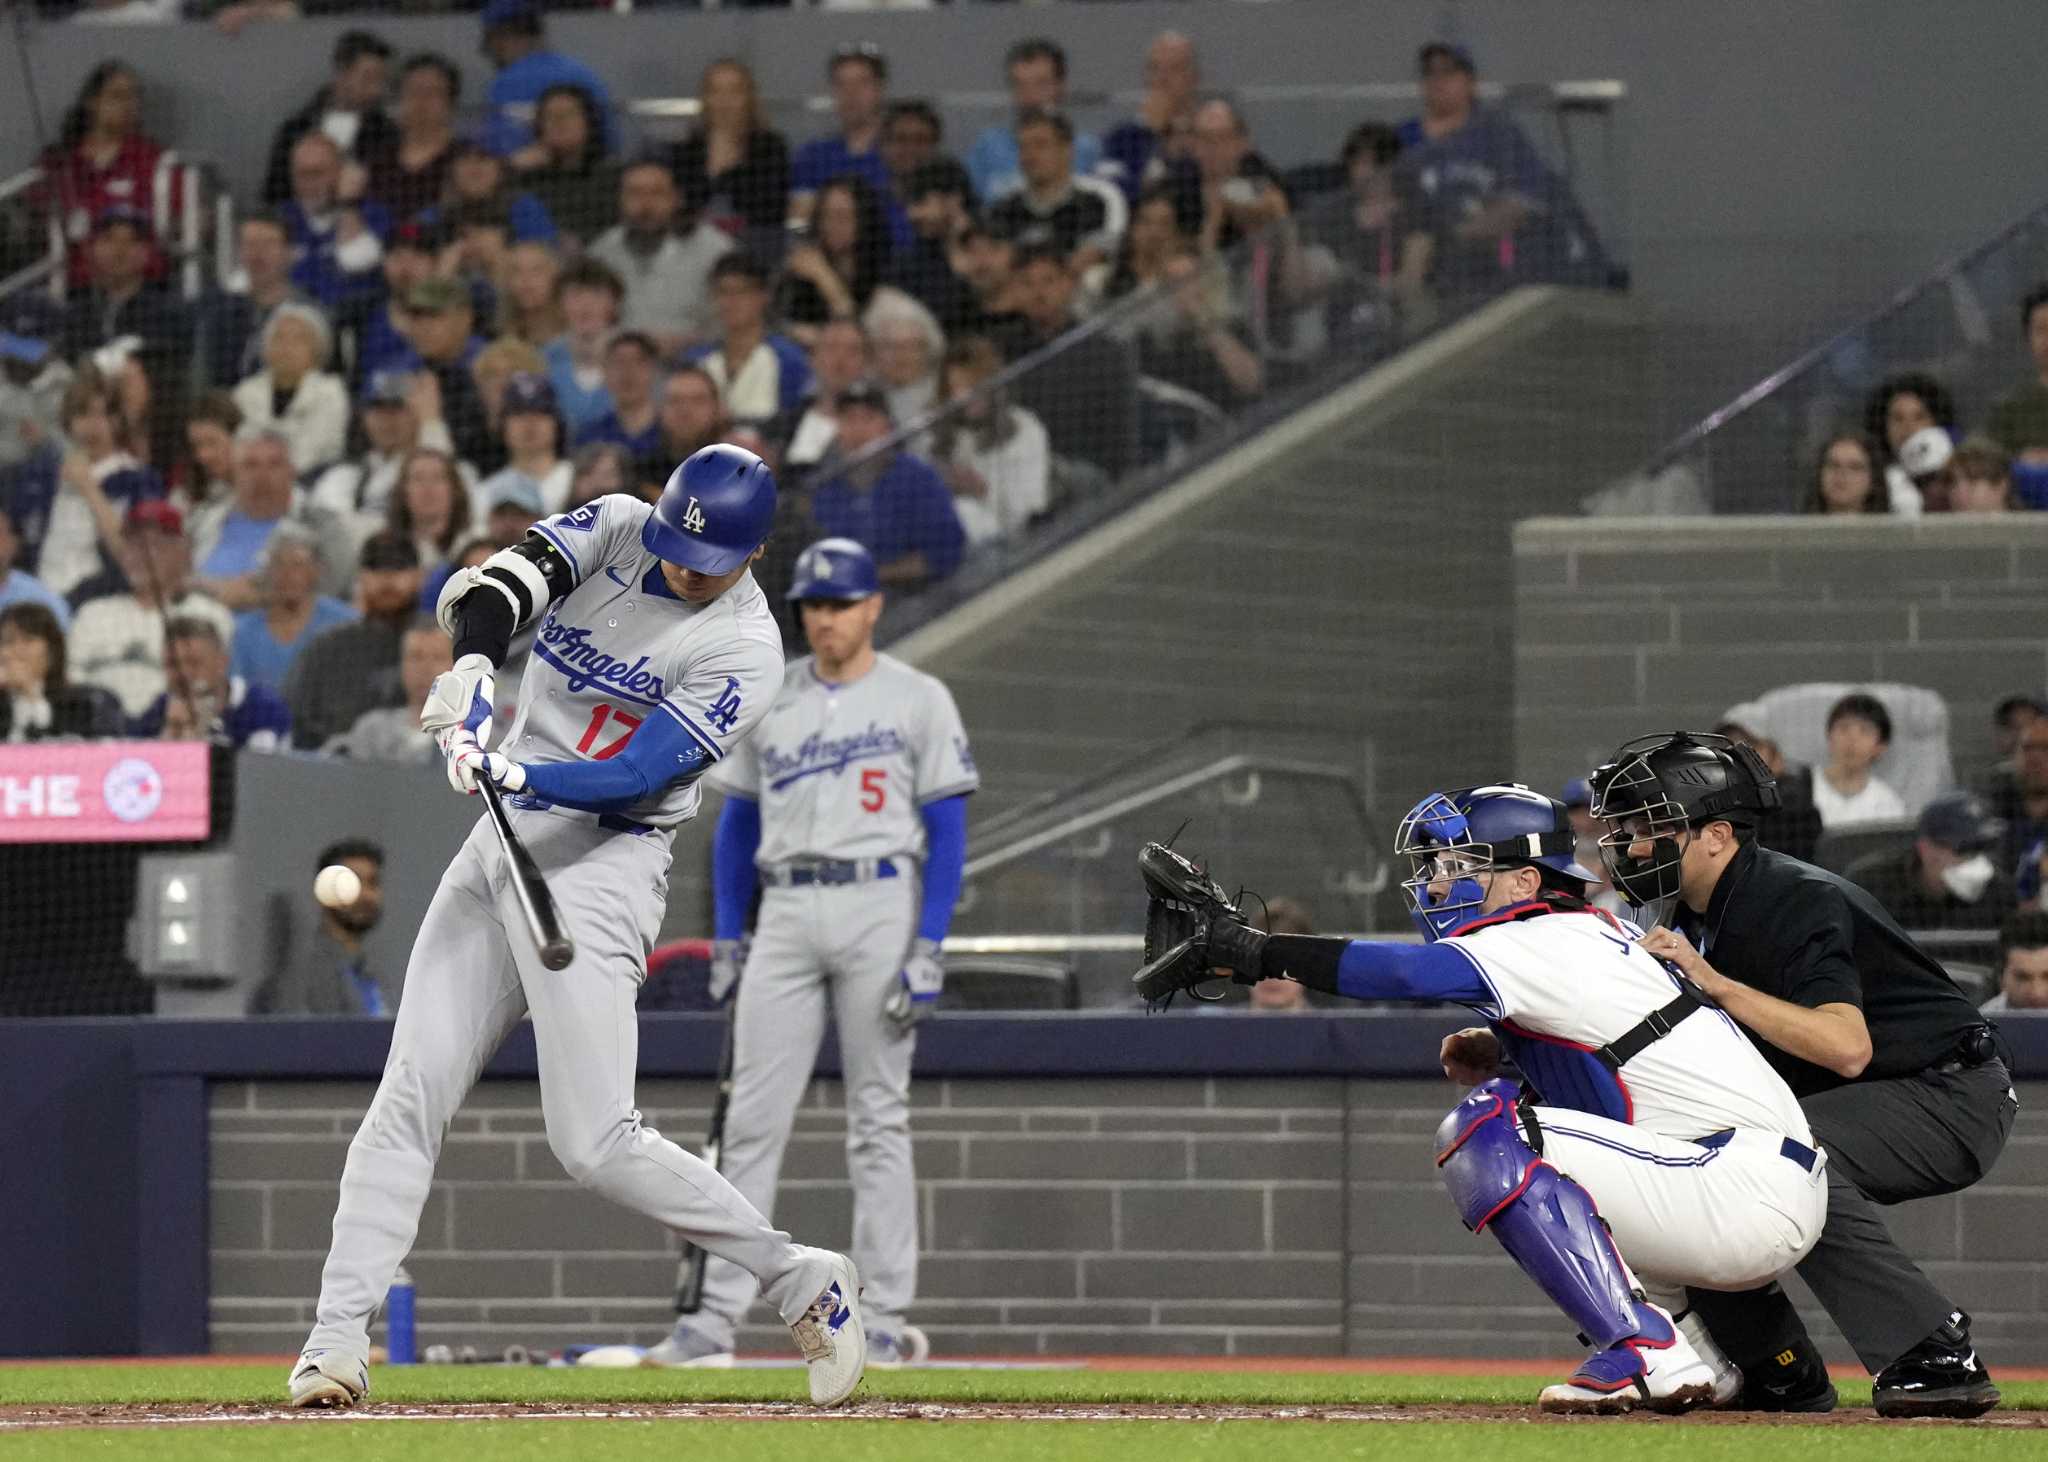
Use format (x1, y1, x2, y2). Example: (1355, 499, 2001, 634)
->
(1134, 784, 1829, 1414)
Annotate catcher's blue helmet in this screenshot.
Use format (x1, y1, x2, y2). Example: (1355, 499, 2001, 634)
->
(641, 444, 777, 575)
(1395, 783, 1598, 942)
(785, 537, 879, 602)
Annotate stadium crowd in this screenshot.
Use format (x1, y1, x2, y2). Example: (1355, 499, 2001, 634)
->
(1800, 285, 2048, 516)
(0, 18, 1604, 751)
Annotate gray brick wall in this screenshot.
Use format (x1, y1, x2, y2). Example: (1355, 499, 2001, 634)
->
(210, 1075, 2048, 1364)
(1513, 515, 2048, 793)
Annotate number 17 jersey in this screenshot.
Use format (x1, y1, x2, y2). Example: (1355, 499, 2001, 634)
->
(704, 653, 979, 867)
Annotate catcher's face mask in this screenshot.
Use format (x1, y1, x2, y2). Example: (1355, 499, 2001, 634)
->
(1396, 793, 1507, 943)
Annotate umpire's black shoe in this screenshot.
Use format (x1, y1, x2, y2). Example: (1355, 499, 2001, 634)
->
(1732, 1337, 1837, 1412)
(1873, 1311, 2000, 1419)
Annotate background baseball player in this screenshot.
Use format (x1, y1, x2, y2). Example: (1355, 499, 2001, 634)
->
(647, 536, 977, 1369)
(287, 447, 866, 1412)
(1135, 784, 1829, 1414)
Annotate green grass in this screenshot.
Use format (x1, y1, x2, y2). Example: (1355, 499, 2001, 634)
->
(1, 1363, 2045, 1411)
(5, 1365, 2044, 1462)
(3, 1421, 2046, 1462)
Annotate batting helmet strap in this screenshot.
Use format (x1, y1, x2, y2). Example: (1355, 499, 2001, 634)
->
(642, 444, 778, 575)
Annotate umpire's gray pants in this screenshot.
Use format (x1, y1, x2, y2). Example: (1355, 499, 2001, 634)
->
(305, 810, 832, 1362)
(698, 876, 920, 1344)
(1689, 1057, 2018, 1372)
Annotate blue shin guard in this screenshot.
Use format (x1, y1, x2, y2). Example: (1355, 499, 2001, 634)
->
(1434, 1080, 1649, 1351)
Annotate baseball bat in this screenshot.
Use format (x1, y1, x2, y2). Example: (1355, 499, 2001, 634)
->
(674, 1000, 738, 1313)
(478, 779, 575, 971)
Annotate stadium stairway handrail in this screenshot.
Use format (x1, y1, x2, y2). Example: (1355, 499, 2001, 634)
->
(1640, 195, 2048, 479)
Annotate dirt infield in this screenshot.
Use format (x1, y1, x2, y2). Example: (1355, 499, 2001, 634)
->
(4, 1401, 2044, 1432)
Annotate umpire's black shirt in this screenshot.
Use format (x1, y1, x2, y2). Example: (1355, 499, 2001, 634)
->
(1676, 841, 1984, 1097)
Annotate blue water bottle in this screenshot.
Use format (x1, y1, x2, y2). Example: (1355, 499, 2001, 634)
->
(386, 1266, 417, 1365)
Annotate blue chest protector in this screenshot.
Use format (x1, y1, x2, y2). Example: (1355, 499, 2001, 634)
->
(1492, 1025, 1633, 1125)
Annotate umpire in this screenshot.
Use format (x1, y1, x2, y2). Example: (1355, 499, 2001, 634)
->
(1588, 731, 2017, 1419)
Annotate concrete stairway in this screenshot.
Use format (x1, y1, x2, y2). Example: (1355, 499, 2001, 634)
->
(905, 292, 1779, 846)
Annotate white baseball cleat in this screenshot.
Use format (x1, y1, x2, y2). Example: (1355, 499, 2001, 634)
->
(1538, 1307, 1719, 1415)
(789, 1250, 865, 1407)
(642, 1319, 737, 1369)
(1675, 1306, 1743, 1407)
(287, 1349, 368, 1409)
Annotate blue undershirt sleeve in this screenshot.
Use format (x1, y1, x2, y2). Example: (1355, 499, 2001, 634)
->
(917, 795, 969, 944)
(518, 709, 710, 815)
(712, 796, 763, 941)
(1334, 939, 1494, 1006)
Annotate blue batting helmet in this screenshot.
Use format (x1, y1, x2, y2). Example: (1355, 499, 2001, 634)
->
(1394, 784, 1598, 942)
(785, 537, 879, 602)
(641, 444, 777, 575)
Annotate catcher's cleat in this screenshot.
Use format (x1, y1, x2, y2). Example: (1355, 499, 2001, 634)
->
(1538, 1308, 1718, 1415)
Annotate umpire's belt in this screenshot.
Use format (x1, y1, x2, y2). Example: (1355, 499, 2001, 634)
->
(761, 858, 899, 887)
(1697, 1128, 1820, 1173)
(504, 794, 655, 838)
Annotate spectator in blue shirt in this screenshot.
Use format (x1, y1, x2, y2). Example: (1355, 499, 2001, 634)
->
(1391, 41, 1608, 298)
(230, 525, 356, 694)
(135, 614, 292, 751)
(572, 330, 663, 460)
(687, 253, 813, 427)
(543, 256, 623, 436)
(810, 381, 964, 590)
(341, 223, 437, 390)
(1102, 31, 1201, 202)
(281, 132, 392, 315)
(479, 0, 616, 161)
(419, 143, 560, 248)
(791, 44, 892, 231)
(966, 38, 1104, 206)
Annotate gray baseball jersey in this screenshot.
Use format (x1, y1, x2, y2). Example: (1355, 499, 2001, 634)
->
(705, 652, 979, 863)
(503, 493, 786, 830)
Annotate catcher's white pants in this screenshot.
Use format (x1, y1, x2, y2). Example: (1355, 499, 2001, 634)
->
(696, 877, 921, 1343)
(304, 809, 828, 1361)
(1531, 1109, 1830, 1294)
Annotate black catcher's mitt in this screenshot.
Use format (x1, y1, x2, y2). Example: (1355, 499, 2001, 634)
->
(1132, 842, 1267, 1006)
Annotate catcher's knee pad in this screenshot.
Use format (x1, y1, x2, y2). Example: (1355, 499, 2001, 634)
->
(1434, 1078, 1534, 1232)
(1435, 1079, 1643, 1349)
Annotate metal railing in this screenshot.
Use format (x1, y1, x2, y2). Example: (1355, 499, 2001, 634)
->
(1633, 196, 2048, 514)
(0, 165, 63, 304)
(0, 154, 231, 313)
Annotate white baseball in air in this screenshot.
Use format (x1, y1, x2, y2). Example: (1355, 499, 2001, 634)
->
(315, 864, 363, 910)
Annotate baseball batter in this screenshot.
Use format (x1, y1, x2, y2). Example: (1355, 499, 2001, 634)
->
(287, 447, 867, 1411)
(646, 537, 976, 1369)
(1137, 784, 1829, 1414)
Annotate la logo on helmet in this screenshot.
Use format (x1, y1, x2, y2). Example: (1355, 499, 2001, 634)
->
(681, 497, 707, 534)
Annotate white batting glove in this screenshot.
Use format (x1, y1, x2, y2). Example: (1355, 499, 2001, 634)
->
(421, 652, 497, 746)
(883, 938, 944, 1032)
(447, 742, 528, 796)
(707, 938, 747, 1005)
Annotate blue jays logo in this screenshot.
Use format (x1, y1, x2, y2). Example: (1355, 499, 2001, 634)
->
(704, 677, 744, 734)
(760, 722, 907, 790)
(954, 735, 976, 776)
(535, 615, 667, 699)
(555, 501, 604, 534)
